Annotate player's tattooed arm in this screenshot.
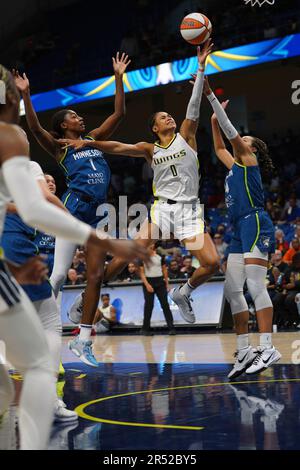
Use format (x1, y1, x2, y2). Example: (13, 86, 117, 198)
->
(88, 52, 131, 141)
(12, 70, 61, 159)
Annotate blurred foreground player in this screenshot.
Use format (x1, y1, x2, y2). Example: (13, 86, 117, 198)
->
(0, 65, 149, 448)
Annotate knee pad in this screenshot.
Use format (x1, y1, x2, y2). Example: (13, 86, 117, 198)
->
(224, 279, 248, 315)
(224, 254, 248, 315)
(245, 265, 272, 311)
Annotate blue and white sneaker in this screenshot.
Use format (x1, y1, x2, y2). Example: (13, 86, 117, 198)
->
(68, 338, 98, 367)
(169, 287, 195, 323)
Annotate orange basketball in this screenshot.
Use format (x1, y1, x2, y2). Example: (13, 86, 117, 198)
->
(180, 12, 212, 45)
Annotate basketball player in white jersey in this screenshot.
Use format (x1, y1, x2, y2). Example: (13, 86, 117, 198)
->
(0, 64, 149, 449)
(59, 39, 220, 324)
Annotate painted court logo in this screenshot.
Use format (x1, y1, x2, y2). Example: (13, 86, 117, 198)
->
(0, 80, 6, 104)
(244, 0, 275, 6)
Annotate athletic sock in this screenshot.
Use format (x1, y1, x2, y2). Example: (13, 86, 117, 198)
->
(180, 281, 196, 297)
(260, 333, 272, 349)
(79, 325, 92, 341)
(237, 334, 249, 352)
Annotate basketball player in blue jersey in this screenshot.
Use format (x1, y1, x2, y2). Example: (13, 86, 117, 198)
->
(13, 52, 132, 366)
(59, 40, 221, 326)
(203, 76, 281, 378)
(0, 65, 148, 448)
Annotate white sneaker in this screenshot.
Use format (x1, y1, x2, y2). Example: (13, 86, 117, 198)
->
(246, 346, 282, 375)
(54, 399, 79, 423)
(67, 293, 83, 324)
(228, 346, 257, 380)
(169, 287, 195, 323)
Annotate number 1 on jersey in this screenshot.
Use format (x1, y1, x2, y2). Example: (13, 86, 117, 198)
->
(90, 158, 97, 171)
(170, 165, 178, 177)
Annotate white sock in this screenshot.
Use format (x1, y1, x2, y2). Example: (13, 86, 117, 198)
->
(180, 281, 195, 297)
(260, 333, 272, 349)
(79, 325, 92, 341)
(237, 334, 249, 351)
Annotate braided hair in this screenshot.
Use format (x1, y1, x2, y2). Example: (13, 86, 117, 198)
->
(251, 137, 275, 176)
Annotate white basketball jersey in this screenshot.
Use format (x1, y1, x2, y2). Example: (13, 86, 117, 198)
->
(151, 133, 199, 202)
(101, 304, 114, 320)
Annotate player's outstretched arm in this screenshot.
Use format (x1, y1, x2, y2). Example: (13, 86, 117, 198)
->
(0, 123, 150, 265)
(88, 52, 131, 141)
(180, 39, 213, 151)
(204, 76, 254, 163)
(58, 138, 153, 163)
(211, 113, 235, 170)
(12, 70, 61, 159)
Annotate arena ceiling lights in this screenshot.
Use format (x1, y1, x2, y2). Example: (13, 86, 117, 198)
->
(20, 34, 300, 115)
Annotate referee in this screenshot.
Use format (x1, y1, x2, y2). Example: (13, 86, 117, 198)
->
(140, 242, 176, 336)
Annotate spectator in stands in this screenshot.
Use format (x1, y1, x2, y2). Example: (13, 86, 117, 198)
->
(168, 259, 182, 280)
(283, 252, 300, 324)
(266, 199, 279, 223)
(66, 268, 81, 286)
(275, 229, 289, 254)
(283, 239, 300, 265)
(272, 252, 300, 328)
(124, 262, 140, 282)
(214, 223, 231, 243)
(295, 225, 300, 243)
(270, 250, 289, 273)
(72, 247, 87, 282)
(280, 197, 300, 224)
(180, 256, 196, 278)
(213, 234, 228, 261)
(267, 250, 288, 301)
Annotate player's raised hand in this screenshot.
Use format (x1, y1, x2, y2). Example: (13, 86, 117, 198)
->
(112, 52, 131, 76)
(197, 38, 214, 68)
(12, 70, 30, 93)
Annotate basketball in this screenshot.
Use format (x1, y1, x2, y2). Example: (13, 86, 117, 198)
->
(180, 12, 212, 45)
